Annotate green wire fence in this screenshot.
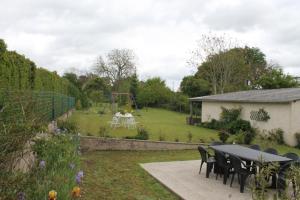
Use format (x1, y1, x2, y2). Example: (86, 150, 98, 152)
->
(0, 89, 75, 124)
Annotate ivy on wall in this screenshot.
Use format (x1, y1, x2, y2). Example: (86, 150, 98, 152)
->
(250, 108, 270, 122)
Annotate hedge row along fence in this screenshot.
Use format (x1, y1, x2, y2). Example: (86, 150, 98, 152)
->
(0, 89, 75, 123)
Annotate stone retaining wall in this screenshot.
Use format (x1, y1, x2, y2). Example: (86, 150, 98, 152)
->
(80, 136, 204, 151)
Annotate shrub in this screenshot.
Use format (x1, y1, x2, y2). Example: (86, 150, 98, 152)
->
(268, 129, 284, 145)
(220, 107, 242, 123)
(233, 129, 256, 145)
(57, 120, 78, 134)
(227, 119, 252, 134)
(295, 133, 300, 149)
(125, 127, 149, 140)
(234, 131, 245, 144)
(218, 130, 230, 143)
(174, 138, 179, 142)
(158, 134, 166, 141)
(187, 131, 193, 142)
(98, 126, 109, 137)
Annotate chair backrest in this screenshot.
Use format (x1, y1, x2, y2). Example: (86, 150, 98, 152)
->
(214, 150, 228, 168)
(198, 146, 208, 162)
(210, 141, 223, 146)
(249, 144, 260, 151)
(229, 155, 243, 172)
(283, 152, 299, 161)
(264, 148, 278, 155)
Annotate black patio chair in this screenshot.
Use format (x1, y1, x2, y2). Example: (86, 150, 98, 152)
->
(277, 159, 299, 197)
(229, 155, 254, 193)
(198, 145, 216, 178)
(249, 144, 261, 151)
(214, 150, 233, 185)
(264, 148, 278, 155)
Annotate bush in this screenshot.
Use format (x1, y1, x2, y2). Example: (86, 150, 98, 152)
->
(220, 107, 241, 123)
(158, 134, 165, 141)
(296, 133, 300, 149)
(174, 138, 179, 142)
(218, 130, 230, 143)
(187, 131, 193, 142)
(57, 120, 78, 134)
(98, 126, 110, 137)
(268, 129, 284, 145)
(125, 127, 149, 140)
(233, 129, 256, 145)
(227, 119, 252, 134)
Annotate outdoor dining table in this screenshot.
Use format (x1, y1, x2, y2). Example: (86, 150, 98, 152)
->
(210, 144, 292, 189)
(210, 144, 292, 163)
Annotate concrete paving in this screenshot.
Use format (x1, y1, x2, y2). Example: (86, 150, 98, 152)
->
(141, 160, 253, 200)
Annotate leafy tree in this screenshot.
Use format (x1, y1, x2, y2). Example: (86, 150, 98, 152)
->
(130, 73, 139, 100)
(94, 49, 136, 91)
(0, 39, 7, 54)
(257, 67, 298, 89)
(180, 75, 210, 97)
(137, 77, 172, 107)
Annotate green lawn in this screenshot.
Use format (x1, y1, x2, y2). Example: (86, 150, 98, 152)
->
(81, 150, 199, 200)
(69, 106, 218, 143)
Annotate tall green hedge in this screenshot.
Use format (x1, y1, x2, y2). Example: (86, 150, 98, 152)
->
(0, 39, 82, 103)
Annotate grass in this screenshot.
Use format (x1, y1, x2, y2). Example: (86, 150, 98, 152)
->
(81, 150, 199, 200)
(69, 106, 218, 143)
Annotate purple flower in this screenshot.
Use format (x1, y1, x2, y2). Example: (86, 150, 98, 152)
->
(75, 174, 81, 184)
(17, 192, 26, 200)
(39, 160, 46, 169)
(69, 163, 75, 170)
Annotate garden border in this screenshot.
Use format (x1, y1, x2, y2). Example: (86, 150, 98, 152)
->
(80, 136, 205, 151)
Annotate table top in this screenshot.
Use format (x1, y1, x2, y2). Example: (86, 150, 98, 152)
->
(210, 144, 292, 163)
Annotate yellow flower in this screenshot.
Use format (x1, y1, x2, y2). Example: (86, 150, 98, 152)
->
(72, 186, 81, 198)
(48, 190, 57, 200)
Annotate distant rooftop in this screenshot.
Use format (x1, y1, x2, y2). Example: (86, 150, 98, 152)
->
(189, 88, 300, 103)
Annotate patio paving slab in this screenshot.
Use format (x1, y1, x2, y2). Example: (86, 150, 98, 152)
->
(141, 160, 252, 200)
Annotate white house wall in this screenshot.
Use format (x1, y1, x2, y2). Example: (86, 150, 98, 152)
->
(202, 101, 295, 146)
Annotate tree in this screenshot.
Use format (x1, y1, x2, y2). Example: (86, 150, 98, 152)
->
(180, 75, 210, 97)
(130, 73, 139, 100)
(0, 39, 7, 54)
(190, 34, 242, 94)
(137, 77, 172, 107)
(94, 49, 136, 91)
(257, 67, 298, 89)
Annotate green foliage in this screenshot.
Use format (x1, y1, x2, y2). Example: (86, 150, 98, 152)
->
(187, 131, 193, 142)
(137, 77, 172, 107)
(57, 120, 78, 134)
(98, 126, 110, 137)
(220, 107, 242, 123)
(257, 67, 298, 89)
(226, 119, 252, 135)
(158, 134, 166, 141)
(28, 134, 80, 199)
(180, 75, 211, 97)
(295, 133, 300, 149)
(125, 127, 149, 140)
(130, 73, 139, 101)
(268, 129, 285, 145)
(218, 130, 230, 143)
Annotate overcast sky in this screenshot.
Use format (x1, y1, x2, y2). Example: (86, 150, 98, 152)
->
(1, 0, 300, 90)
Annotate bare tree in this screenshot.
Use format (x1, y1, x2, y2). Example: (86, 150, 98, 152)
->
(189, 34, 241, 94)
(94, 49, 136, 91)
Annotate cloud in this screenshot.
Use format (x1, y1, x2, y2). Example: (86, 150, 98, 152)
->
(1, 0, 300, 90)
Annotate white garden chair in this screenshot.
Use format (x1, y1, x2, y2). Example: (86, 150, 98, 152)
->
(109, 116, 121, 129)
(126, 117, 138, 129)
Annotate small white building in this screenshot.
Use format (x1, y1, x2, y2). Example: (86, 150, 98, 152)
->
(190, 88, 300, 146)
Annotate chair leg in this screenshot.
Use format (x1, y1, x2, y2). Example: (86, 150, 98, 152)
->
(292, 179, 296, 198)
(199, 160, 204, 174)
(223, 169, 228, 185)
(230, 173, 235, 187)
(206, 163, 212, 178)
(240, 174, 248, 193)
